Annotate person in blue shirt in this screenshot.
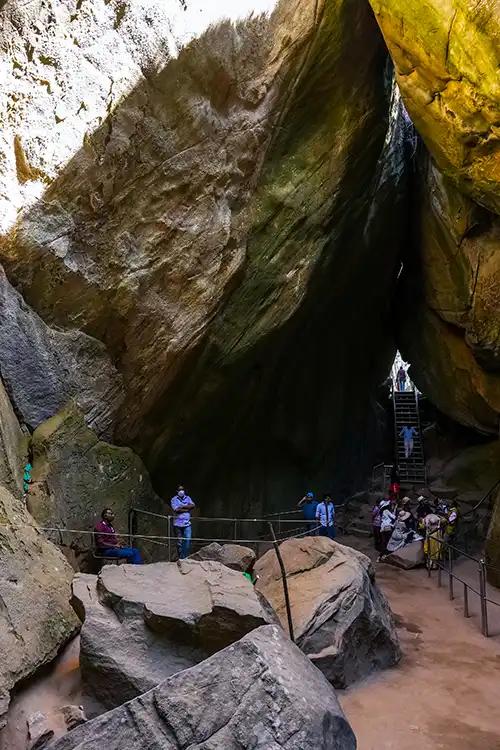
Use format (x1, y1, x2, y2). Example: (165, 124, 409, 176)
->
(400, 425, 417, 459)
(297, 491, 318, 535)
(316, 494, 335, 539)
(170, 485, 195, 559)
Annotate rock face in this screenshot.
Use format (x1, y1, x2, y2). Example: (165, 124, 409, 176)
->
(369, 0, 500, 213)
(0, 376, 27, 496)
(49, 625, 357, 750)
(255, 537, 401, 688)
(0, 267, 122, 439)
(0, 486, 78, 728)
(28, 403, 161, 558)
(397, 156, 500, 434)
(486, 487, 500, 587)
(188, 542, 256, 572)
(369, 3, 500, 445)
(73, 559, 276, 709)
(0, 0, 407, 510)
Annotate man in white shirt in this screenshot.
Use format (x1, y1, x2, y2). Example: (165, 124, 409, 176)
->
(316, 494, 335, 539)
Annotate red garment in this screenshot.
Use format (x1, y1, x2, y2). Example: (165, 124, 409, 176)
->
(94, 520, 118, 549)
(389, 482, 400, 499)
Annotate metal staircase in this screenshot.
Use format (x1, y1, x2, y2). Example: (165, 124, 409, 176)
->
(393, 389, 426, 486)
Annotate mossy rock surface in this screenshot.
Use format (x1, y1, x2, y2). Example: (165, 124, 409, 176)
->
(369, 0, 500, 213)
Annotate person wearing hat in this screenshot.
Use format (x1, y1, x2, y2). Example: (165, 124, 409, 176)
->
(399, 496, 416, 530)
(416, 495, 433, 522)
(298, 491, 318, 534)
(386, 508, 414, 554)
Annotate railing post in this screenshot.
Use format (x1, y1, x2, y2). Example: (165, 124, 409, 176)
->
(463, 583, 469, 618)
(167, 515, 172, 562)
(479, 559, 489, 637)
(128, 508, 136, 548)
(268, 522, 294, 642)
(437, 563, 442, 588)
(277, 514, 282, 537)
(448, 546, 454, 600)
(233, 518, 238, 541)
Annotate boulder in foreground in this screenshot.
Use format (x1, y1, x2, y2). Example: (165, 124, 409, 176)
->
(73, 559, 276, 709)
(255, 537, 401, 687)
(49, 625, 356, 750)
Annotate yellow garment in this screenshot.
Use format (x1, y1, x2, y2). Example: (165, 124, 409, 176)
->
(424, 531, 443, 562)
(445, 507, 458, 537)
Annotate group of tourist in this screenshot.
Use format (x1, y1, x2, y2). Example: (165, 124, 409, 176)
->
(372, 490, 459, 566)
(94, 484, 196, 563)
(297, 491, 336, 538)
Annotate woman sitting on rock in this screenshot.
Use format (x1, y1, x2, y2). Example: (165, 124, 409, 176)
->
(386, 508, 415, 555)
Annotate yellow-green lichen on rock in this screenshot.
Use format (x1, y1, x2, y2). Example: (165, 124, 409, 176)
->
(398, 151, 500, 434)
(30, 402, 161, 555)
(369, 0, 500, 213)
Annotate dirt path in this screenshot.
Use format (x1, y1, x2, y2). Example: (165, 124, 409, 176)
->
(0, 637, 100, 750)
(340, 560, 500, 750)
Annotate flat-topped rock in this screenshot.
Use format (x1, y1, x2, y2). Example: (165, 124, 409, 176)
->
(73, 560, 276, 709)
(49, 625, 356, 750)
(188, 542, 256, 572)
(255, 537, 400, 688)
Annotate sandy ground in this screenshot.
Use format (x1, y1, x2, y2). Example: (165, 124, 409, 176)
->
(0, 637, 100, 750)
(340, 542, 500, 750)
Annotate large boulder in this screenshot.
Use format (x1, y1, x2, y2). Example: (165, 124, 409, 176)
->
(255, 537, 401, 687)
(73, 559, 277, 709)
(0, 0, 407, 511)
(28, 403, 161, 558)
(48, 625, 356, 750)
(0, 486, 78, 727)
(384, 540, 426, 570)
(188, 542, 256, 572)
(369, 0, 500, 213)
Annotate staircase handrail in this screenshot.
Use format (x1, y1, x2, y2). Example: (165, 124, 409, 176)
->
(462, 476, 500, 518)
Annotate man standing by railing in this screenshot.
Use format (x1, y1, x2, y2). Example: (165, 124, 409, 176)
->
(171, 485, 195, 559)
(316, 494, 335, 539)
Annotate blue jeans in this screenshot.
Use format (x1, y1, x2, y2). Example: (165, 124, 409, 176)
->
(100, 546, 143, 564)
(319, 526, 336, 540)
(175, 525, 192, 559)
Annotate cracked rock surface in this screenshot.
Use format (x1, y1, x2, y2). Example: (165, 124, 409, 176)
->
(48, 624, 356, 750)
(255, 537, 401, 688)
(72, 559, 277, 709)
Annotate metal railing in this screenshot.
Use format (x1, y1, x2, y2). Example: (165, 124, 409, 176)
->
(463, 477, 500, 517)
(128, 506, 345, 561)
(427, 535, 500, 638)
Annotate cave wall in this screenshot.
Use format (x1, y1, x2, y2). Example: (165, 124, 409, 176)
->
(369, 0, 500, 571)
(0, 0, 409, 513)
(369, 0, 500, 435)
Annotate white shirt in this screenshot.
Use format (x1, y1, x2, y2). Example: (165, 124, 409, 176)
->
(381, 509, 396, 532)
(316, 502, 335, 527)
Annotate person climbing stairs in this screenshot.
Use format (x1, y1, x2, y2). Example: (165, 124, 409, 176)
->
(393, 390, 426, 485)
